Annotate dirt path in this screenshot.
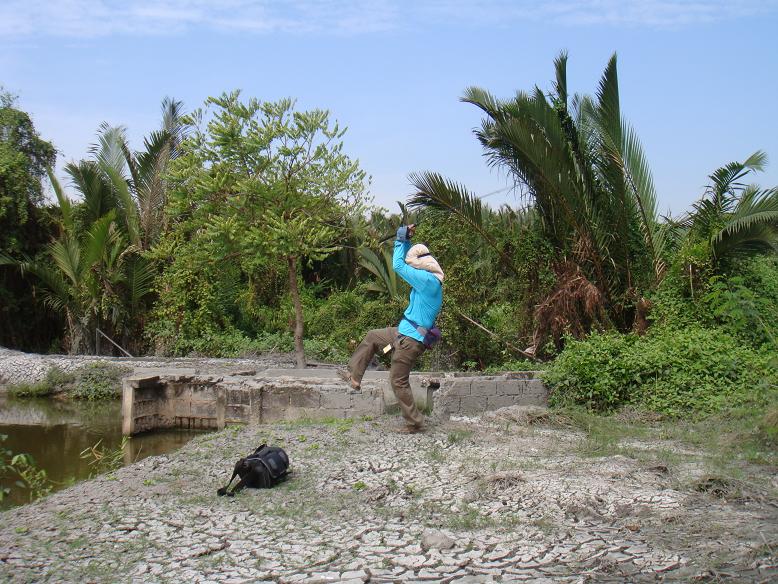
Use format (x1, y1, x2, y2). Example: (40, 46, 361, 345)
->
(1, 413, 776, 583)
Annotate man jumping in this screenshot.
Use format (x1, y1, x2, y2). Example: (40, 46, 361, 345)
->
(340, 224, 444, 433)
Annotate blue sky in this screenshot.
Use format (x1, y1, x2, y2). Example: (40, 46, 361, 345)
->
(2, 0, 777, 217)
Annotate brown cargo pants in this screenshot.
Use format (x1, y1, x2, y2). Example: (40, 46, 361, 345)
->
(348, 327, 425, 428)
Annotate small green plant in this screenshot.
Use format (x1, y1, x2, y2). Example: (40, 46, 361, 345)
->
(68, 362, 127, 400)
(1, 434, 55, 502)
(7, 379, 52, 398)
(9, 453, 53, 501)
(447, 429, 473, 444)
(7, 366, 76, 398)
(80, 437, 134, 475)
(353, 480, 367, 491)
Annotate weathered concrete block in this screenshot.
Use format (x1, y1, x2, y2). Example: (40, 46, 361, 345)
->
(167, 399, 191, 417)
(495, 379, 548, 405)
(263, 389, 293, 409)
(190, 401, 217, 418)
(164, 383, 190, 400)
(323, 408, 352, 419)
(470, 379, 497, 396)
(487, 395, 519, 410)
(499, 379, 531, 396)
(290, 389, 320, 408)
(447, 379, 472, 397)
(225, 404, 249, 423)
(191, 386, 219, 400)
(227, 388, 250, 405)
(135, 386, 160, 401)
(283, 406, 320, 421)
(127, 375, 160, 390)
(433, 394, 460, 414)
(351, 393, 383, 415)
(260, 407, 286, 423)
(320, 391, 352, 410)
(459, 396, 486, 414)
(134, 400, 159, 416)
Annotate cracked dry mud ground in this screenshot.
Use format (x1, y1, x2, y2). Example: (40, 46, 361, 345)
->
(1, 414, 776, 583)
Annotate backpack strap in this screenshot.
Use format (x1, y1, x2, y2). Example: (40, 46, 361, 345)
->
(216, 467, 241, 496)
(402, 316, 431, 337)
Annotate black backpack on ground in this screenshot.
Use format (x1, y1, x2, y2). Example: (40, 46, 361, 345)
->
(217, 444, 290, 497)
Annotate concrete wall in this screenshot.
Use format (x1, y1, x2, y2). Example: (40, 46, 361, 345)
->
(431, 372, 547, 418)
(122, 369, 548, 435)
(122, 374, 226, 435)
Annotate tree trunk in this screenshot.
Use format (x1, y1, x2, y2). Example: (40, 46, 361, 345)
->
(287, 255, 306, 368)
(65, 311, 79, 355)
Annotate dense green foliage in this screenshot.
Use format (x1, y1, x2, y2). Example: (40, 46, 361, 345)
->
(0, 91, 61, 351)
(149, 92, 368, 365)
(545, 254, 778, 416)
(2, 58, 777, 425)
(8, 362, 127, 400)
(1, 101, 181, 355)
(545, 326, 773, 416)
(409, 53, 664, 350)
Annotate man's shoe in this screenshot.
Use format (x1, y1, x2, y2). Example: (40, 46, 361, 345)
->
(396, 424, 425, 434)
(336, 368, 361, 391)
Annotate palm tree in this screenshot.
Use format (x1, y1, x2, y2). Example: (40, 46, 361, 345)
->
(0, 176, 121, 353)
(678, 151, 778, 265)
(1, 98, 182, 354)
(101, 97, 185, 250)
(409, 52, 665, 347)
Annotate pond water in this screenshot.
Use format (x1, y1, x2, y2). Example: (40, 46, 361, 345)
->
(0, 393, 207, 510)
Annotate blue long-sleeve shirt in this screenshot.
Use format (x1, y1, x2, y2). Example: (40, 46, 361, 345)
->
(393, 241, 443, 343)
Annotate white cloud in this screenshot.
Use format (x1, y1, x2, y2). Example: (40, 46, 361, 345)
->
(0, 0, 775, 38)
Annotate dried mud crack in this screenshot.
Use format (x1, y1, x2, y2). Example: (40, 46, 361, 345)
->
(1, 414, 776, 583)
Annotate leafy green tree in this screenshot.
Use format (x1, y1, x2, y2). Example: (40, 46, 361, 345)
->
(0, 89, 59, 350)
(155, 92, 368, 365)
(410, 52, 665, 350)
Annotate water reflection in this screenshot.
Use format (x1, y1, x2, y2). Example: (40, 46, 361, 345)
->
(0, 394, 207, 510)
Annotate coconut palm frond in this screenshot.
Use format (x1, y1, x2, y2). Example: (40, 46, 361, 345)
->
(408, 171, 485, 229)
(47, 168, 74, 236)
(48, 238, 82, 286)
(357, 246, 402, 301)
(708, 150, 767, 202)
(161, 96, 186, 150)
(125, 256, 157, 315)
(553, 50, 569, 107)
(407, 171, 521, 275)
(711, 186, 778, 258)
(65, 160, 117, 226)
(89, 122, 128, 176)
(103, 164, 141, 247)
(82, 211, 117, 269)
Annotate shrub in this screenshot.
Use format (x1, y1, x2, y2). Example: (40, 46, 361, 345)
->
(7, 380, 53, 398)
(7, 366, 75, 398)
(68, 362, 128, 401)
(545, 325, 772, 417)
